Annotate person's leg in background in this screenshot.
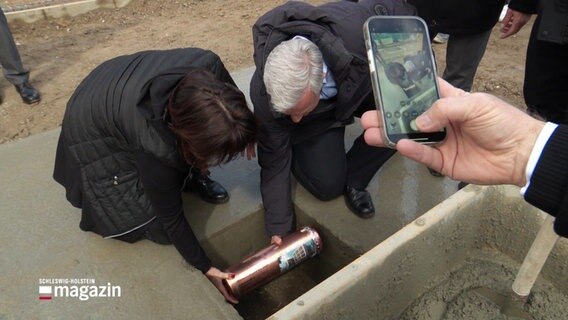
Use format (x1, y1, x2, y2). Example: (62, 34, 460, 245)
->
(442, 28, 493, 91)
(0, 8, 40, 104)
(524, 15, 568, 125)
(436, 29, 493, 187)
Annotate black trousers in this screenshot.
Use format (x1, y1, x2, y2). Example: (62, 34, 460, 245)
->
(0, 9, 29, 85)
(442, 28, 493, 92)
(291, 99, 396, 200)
(524, 15, 568, 124)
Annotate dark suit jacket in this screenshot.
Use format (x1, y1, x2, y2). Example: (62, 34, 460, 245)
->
(525, 125, 568, 237)
(250, 0, 415, 236)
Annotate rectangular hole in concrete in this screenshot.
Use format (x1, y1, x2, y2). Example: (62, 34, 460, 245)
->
(201, 207, 360, 320)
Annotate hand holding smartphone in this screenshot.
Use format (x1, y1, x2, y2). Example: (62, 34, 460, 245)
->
(363, 16, 446, 148)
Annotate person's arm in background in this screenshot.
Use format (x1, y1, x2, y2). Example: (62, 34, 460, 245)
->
(135, 151, 238, 303)
(361, 78, 568, 237)
(500, 0, 537, 38)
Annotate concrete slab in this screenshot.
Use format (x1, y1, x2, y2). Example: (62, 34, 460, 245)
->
(0, 68, 257, 320)
(0, 66, 458, 319)
(0, 129, 242, 319)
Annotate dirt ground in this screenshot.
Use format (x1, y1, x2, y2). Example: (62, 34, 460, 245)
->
(0, 0, 533, 144)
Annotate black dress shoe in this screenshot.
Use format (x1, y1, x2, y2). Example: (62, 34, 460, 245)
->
(344, 186, 375, 219)
(184, 171, 229, 204)
(15, 82, 41, 104)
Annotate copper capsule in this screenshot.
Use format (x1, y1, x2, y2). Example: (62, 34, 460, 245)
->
(223, 226, 323, 299)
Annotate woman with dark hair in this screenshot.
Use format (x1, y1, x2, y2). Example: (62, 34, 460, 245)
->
(53, 48, 257, 303)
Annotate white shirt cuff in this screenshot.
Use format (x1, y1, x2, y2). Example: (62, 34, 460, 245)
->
(520, 122, 558, 195)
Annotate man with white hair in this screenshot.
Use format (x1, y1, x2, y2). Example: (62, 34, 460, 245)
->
(250, 0, 415, 245)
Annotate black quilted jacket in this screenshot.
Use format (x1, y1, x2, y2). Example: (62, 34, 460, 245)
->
(53, 48, 234, 272)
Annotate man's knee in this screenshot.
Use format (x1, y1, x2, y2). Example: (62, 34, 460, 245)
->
(303, 178, 345, 201)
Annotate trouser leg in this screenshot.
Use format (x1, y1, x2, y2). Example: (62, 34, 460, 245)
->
(0, 9, 29, 85)
(524, 15, 568, 124)
(442, 28, 492, 91)
(346, 134, 396, 189)
(347, 93, 396, 189)
(293, 126, 395, 194)
(292, 127, 347, 201)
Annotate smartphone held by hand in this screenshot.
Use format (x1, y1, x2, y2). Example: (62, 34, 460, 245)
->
(363, 16, 446, 148)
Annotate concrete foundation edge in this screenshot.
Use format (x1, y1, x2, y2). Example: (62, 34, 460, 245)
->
(269, 185, 568, 319)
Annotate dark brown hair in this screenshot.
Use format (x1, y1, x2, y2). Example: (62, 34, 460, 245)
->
(167, 69, 257, 169)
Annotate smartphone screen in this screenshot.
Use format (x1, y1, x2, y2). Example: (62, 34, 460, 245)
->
(365, 16, 445, 145)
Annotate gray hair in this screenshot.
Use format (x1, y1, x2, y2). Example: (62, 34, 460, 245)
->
(263, 38, 324, 113)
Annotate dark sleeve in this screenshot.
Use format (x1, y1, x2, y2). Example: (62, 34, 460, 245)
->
(524, 125, 568, 237)
(251, 73, 296, 237)
(508, 0, 538, 14)
(209, 52, 238, 87)
(135, 151, 212, 272)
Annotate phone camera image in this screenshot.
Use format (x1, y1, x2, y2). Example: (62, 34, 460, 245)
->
(364, 16, 446, 146)
(371, 30, 437, 136)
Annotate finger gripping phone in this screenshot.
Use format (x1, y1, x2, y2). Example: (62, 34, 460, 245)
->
(364, 16, 446, 147)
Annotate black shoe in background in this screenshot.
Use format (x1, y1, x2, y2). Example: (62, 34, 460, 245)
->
(184, 170, 229, 204)
(458, 181, 469, 190)
(15, 82, 41, 105)
(344, 185, 375, 219)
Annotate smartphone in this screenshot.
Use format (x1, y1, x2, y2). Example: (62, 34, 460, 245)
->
(363, 16, 446, 148)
